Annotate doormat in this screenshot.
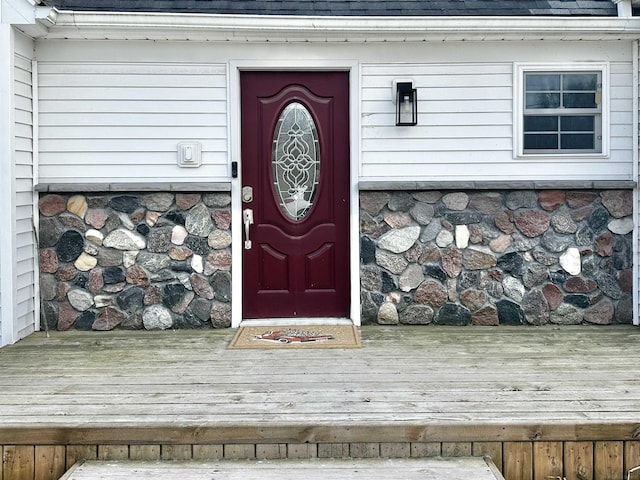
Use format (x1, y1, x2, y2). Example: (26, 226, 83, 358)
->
(228, 325, 361, 349)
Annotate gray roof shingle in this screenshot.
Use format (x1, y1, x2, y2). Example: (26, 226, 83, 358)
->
(40, 0, 618, 16)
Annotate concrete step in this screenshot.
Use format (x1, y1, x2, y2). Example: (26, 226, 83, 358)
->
(60, 457, 505, 479)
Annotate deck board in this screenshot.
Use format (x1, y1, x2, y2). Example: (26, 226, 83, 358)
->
(0, 326, 639, 445)
(59, 457, 504, 480)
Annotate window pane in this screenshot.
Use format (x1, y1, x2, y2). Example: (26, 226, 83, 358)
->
(561, 133, 594, 150)
(563, 93, 597, 108)
(524, 134, 558, 150)
(524, 115, 558, 132)
(525, 74, 560, 91)
(525, 93, 560, 109)
(561, 115, 594, 132)
(563, 73, 597, 91)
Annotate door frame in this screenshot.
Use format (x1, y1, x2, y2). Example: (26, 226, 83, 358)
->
(229, 60, 361, 327)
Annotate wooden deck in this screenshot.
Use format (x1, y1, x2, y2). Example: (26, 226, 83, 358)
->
(0, 326, 639, 480)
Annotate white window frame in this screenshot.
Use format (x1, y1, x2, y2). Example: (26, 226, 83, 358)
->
(514, 63, 609, 159)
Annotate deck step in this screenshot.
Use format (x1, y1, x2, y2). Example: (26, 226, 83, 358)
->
(60, 457, 505, 479)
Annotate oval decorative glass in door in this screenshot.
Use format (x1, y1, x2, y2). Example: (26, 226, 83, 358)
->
(272, 102, 320, 221)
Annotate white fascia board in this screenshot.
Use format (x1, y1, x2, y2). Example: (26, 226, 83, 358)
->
(37, 11, 640, 41)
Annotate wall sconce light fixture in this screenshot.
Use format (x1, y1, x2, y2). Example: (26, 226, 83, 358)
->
(394, 80, 418, 126)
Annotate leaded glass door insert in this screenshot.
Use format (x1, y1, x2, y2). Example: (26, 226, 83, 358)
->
(272, 102, 320, 221)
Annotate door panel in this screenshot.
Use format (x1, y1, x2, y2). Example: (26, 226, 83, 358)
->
(241, 72, 350, 319)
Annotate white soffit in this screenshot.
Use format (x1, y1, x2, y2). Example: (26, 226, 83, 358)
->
(29, 11, 640, 42)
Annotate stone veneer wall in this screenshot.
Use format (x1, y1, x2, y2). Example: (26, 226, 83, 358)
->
(38, 192, 232, 330)
(360, 190, 634, 326)
(36, 189, 636, 330)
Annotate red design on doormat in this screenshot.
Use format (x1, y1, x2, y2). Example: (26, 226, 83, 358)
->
(254, 329, 334, 344)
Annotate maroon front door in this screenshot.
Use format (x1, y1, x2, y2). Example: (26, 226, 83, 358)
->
(241, 72, 350, 319)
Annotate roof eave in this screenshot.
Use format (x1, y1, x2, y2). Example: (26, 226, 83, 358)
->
(32, 10, 640, 41)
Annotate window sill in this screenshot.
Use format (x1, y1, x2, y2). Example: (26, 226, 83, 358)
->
(514, 152, 608, 160)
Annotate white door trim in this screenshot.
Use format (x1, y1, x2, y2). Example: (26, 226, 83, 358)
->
(228, 60, 361, 328)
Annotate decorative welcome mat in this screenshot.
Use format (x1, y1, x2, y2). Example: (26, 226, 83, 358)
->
(228, 325, 361, 349)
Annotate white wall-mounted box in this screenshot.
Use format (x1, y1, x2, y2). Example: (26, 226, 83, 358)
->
(177, 142, 202, 168)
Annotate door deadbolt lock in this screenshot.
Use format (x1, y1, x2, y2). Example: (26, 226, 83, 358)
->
(242, 186, 253, 203)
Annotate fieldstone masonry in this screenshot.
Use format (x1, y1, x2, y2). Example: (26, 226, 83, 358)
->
(360, 190, 633, 326)
(37, 188, 635, 330)
(39, 192, 232, 330)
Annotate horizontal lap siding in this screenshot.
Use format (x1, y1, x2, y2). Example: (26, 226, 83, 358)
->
(361, 61, 633, 181)
(34, 42, 633, 186)
(611, 62, 634, 164)
(37, 63, 228, 183)
(13, 33, 36, 344)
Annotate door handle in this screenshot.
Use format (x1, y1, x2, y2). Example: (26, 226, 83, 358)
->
(243, 208, 254, 249)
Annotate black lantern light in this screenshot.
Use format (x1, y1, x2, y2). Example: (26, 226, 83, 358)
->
(395, 81, 418, 126)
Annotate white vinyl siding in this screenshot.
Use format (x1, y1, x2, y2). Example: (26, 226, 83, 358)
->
(1, 29, 36, 347)
(37, 62, 228, 184)
(611, 61, 635, 165)
(361, 60, 633, 182)
(31, 39, 634, 188)
(14, 32, 36, 341)
(33, 40, 633, 187)
(361, 63, 512, 179)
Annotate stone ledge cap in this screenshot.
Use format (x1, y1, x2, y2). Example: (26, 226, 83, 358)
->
(359, 180, 637, 191)
(35, 182, 232, 193)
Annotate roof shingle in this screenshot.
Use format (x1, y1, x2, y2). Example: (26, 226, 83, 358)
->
(40, 0, 618, 16)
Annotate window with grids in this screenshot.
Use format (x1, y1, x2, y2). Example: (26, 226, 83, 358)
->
(523, 71, 602, 154)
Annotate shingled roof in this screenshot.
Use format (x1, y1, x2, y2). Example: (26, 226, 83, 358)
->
(40, 0, 618, 17)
